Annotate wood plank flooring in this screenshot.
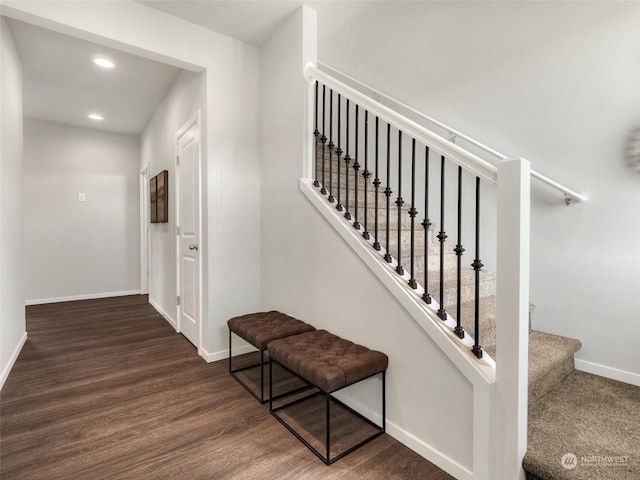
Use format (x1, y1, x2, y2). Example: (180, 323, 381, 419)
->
(0, 295, 454, 479)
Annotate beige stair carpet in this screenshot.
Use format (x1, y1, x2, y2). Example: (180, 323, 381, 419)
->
(524, 371, 640, 480)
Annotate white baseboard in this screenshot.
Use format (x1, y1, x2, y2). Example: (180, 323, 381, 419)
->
(330, 392, 474, 480)
(149, 298, 177, 329)
(26, 290, 141, 306)
(0, 332, 27, 390)
(200, 344, 257, 363)
(575, 359, 640, 387)
(386, 418, 474, 480)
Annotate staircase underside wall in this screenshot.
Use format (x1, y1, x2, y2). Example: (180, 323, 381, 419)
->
(264, 187, 475, 475)
(259, 7, 474, 477)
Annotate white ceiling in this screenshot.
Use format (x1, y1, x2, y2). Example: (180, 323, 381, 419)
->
(7, 18, 182, 135)
(6, 2, 328, 136)
(139, 1, 325, 48)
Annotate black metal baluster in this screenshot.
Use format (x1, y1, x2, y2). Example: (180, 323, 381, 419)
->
(328, 89, 335, 203)
(454, 166, 465, 339)
(422, 146, 431, 304)
(320, 85, 327, 195)
(408, 139, 418, 289)
(353, 105, 361, 230)
(373, 117, 381, 251)
(437, 156, 448, 320)
(344, 100, 352, 221)
(384, 124, 393, 263)
(336, 94, 343, 212)
(422, 146, 432, 304)
(472, 177, 484, 358)
(362, 110, 371, 240)
(313, 80, 320, 188)
(395, 131, 405, 275)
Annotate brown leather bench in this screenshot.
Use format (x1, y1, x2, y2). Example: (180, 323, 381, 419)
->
(268, 329, 388, 464)
(228, 311, 315, 403)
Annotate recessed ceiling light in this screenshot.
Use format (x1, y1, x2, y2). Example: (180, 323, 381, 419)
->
(94, 57, 115, 69)
(88, 113, 104, 121)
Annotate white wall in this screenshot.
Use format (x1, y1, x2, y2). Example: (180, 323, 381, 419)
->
(316, 1, 640, 379)
(0, 16, 26, 388)
(141, 70, 204, 325)
(23, 118, 140, 303)
(1, 1, 262, 361)
(260, 7, 474, 477)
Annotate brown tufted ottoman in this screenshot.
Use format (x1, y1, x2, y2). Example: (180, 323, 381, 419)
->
(268, 329, 388, 464)
(228, 311, 315, 403)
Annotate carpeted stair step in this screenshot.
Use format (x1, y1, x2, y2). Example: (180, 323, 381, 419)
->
(527, 331, 582, 405)
(314, 171, 378, 194)
(413, 266, 496, 307)
(387, 228, 440, 257)
(483, 330, 582, 405)
(446, 295, 497, 353)
(351, 205, 416, 231)
(523, 370, 640, 479)
(402, 247, 468, 273)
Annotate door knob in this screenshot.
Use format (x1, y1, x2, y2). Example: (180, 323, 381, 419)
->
(189, 244, 198, 251)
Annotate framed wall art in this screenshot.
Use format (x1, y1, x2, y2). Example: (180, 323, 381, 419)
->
(150, 175, 158, 223)
(150, 170, 168, 223)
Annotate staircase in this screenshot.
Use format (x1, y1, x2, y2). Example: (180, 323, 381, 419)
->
(313, 137, 640, 479)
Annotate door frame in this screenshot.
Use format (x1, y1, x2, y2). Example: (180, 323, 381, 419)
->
(175, 110, 203, 353)
(139, 164, 150, 295)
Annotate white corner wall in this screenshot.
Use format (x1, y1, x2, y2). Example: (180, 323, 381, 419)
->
(316, 1, 640, 381)
(0, 1, 262, 362)
(23, 118, 140, 303)
(260, 7, 474, 478)
(0, 16, 27, 389)
(141, 69, 205, 326)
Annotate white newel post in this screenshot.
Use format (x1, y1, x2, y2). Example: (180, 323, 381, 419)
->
(495, 158, 530, 480)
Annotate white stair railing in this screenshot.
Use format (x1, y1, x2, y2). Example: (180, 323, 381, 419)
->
(302, 62, 586, 479)
(316, 61, 588, 205)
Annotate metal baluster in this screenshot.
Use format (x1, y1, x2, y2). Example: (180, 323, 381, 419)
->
(328, 89, 335, 203)
(353, 105, 361, 230)
(313, 80, 320, 188)
(362, 110, 371, 240)
(395, 131, 405, 276)
(344, 100, 352, 221)
(472, 177, 484, 358)
(320, 85, 327, 195)
(336, 94, 343, 211)
(373, 117, 381, 251)
(408, 139, 418, 289)
(422, 146, 432, 304)
(437, 156, 448, 320)
(384, 124, 393, 263)
(454, 166, 465, 338)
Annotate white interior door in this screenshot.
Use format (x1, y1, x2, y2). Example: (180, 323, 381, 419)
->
(176, 112, 201, 348)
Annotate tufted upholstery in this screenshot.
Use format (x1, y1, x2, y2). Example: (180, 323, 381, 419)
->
(227, 311, 315, 351)
(268, 330, 388, 393)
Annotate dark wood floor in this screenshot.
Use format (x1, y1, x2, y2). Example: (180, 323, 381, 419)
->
(1, 295, 454, 479)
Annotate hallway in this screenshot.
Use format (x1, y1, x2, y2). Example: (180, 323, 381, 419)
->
(0, 296, 453, 479)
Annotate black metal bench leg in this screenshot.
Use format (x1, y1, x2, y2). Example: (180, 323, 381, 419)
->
(326, 391, 331, 465)
(228, 330, 269, 404)
(260, 350, 265, 402)
(269, 358, 273, 412)
(382, 370, 386, 432)
(228, 329, 233, 373)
